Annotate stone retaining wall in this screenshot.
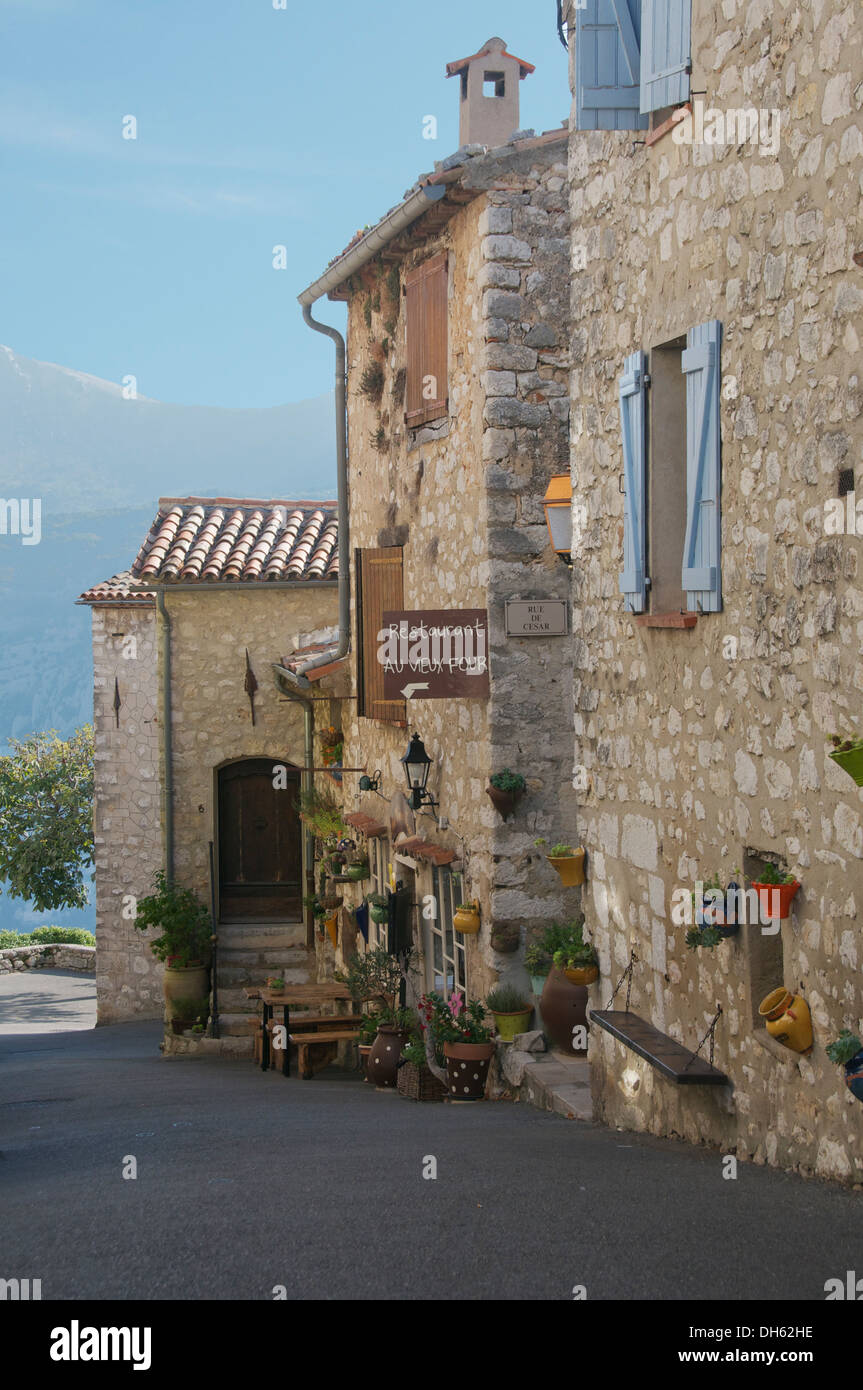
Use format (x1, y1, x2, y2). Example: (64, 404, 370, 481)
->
(0, 944, 96, 974)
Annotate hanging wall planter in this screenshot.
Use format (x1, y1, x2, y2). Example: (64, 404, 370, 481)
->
(486, 770, 526, 821)
(345, 861, 370, 883)
(751, 872, 800, 922)
(535, 840, 586, 886)
(826, 1031, 863, 1102)
(829, 736, 863, 786)
(758, 987, 813, 1053)
(490, 924, 520, 954)
(453, 901, 481, 934)
(324, 914, 339, 949)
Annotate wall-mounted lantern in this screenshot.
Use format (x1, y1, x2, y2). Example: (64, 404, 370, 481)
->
(359, 770, 383, 795)
(543, 474, 573, 565)
(400, 733, 438, 812)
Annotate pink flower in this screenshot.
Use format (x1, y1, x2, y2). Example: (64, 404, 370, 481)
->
(449, 991, 464, 1017)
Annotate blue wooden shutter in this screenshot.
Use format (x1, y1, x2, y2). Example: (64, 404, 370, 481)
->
(640, 0, 691, 113)
(575, 0, 649, 131)
(682, 320, 722, 613)
(618, 350, 647, 613)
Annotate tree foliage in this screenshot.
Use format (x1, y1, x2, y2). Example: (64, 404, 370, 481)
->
(0, 727, 95, 911)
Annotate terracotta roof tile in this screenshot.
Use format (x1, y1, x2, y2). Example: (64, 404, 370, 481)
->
(77, 571, 155, 605)
(445, 41, 535, 79)
(344, 812, 388, 838)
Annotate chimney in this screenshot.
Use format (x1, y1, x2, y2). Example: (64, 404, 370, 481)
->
(445, 36, 535, 148)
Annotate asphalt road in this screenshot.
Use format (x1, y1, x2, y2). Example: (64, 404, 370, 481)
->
(1, 974, 862, 1301)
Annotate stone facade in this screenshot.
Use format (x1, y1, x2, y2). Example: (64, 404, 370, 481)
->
(0, 944, 95, 974)
(564, 0, 863, 1182)
(333, 133, 579, 1001)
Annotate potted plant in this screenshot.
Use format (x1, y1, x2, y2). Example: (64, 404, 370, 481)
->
(133, 871, 212, 1011)
(369, 1006, 416, 1088)
(826, 1030, 863, 1102)
(396, 1036, 447, 1103)
(419, 990, 495, 1101)
(552, 939, 599, 986)
(490, 923, 520, 954)
(167, 994, 209, 1034)
(299, 786, 348, 848)
(345, 854, 370, 883)
(537, 918, 594, 1053)
(357, 1011, 381, 1081)
(303, 893, 328, 922)
(535, 838, 586, 887)
(758, 987, 813, 1053)
(320, 725, 344, 768)
(367, 892, 389, 925)
(525, 941, 552, 994)
(337, 947, 417, 1087)
(486, 984, 533, 1041)
(486, 769, 526, 820)
(267, 975, 285, 992)
(829, 733, 863, 786)
(750, 862, 800, 922)
(453, 900, 481, 934)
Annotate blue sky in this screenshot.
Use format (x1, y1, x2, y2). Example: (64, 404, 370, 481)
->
(0, 0, 570, 409)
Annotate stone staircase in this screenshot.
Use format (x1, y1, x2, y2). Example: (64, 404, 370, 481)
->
(214, 921, 315, 1040)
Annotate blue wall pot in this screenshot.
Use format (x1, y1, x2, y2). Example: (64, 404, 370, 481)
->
(844, 1050, 863, 1101)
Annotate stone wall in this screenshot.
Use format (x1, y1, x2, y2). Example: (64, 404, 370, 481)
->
(0, 944, 96, 974)
(339, 135, 577, 1000)
(564, 0, 863, 1181)
(91, 604, 162, 1023)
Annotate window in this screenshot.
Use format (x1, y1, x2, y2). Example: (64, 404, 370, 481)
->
(356, 546, 406, 723)
(368, 836, 391, 949)
(483, 70, 506, 98)
(405, 254, 448, 428)
(619, 319, 722, 616)
(573, 0, 690, 130)
(424, 866, 467, 997)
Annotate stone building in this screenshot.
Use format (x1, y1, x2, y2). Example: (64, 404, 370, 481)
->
(78, 497, 339, 1031)
(291, 40, 579, 1006)
(562, 0, 863, 1181)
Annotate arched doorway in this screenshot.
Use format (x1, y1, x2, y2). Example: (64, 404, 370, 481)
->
(217, 759, 301, 922)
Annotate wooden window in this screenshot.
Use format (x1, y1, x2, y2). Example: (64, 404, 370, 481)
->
(424, 866, 467, 996)
(368, 836, 391, 949)
(405, 253, 448, 427)
(356, 546, 406, 724)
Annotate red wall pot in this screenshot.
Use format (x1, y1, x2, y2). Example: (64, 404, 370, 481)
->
(753, 880, 800, 921)
(540, 966, 590, 1053)
(443, 1040, 495, 1100)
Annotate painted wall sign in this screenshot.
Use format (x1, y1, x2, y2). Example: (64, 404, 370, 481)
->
(504, 599, 569, 636)
(380, 609, 490, 700)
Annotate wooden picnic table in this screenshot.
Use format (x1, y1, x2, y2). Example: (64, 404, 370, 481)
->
(259, 984, 357, 1077)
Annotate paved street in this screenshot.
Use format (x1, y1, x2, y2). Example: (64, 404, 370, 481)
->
(1, 972, 862, 1302)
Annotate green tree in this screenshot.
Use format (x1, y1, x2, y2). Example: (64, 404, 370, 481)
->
(0, 726, 95, 911)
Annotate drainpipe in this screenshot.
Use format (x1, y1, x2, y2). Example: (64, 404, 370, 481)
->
(156, 590, 174, 885)
(273, 666, 316, 944)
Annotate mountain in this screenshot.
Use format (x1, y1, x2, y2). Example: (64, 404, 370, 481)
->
(0, 346, 337, 934)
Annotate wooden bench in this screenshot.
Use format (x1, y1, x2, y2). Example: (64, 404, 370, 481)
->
(590, 1010, 728, 1085)
(290, 1029, 362, 1080)
(259, 985, 360, 1077)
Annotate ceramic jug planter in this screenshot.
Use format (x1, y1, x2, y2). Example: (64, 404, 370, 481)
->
(491, 1007, 533, 1042)
(843, 1050, 863, 1102)
(443, 1040, 495, 1100)
(752, 880, 800, 921)
(548, 849, 586, 887)
(346, 862, 370, 882)
(163, 963, 209, 1009)
(540, 966, 590, 1053)
(454, 901, 481, 934)
(758, 988, 813, 1053)
(369, 902, 389, 924)
(368, 1025, 411, 1088)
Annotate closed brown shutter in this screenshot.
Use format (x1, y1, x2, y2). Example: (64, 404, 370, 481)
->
(405, 253, 448, 427)
(358, 547, 406, 724)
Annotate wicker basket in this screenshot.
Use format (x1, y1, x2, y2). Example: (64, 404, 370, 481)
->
(396, 1059, 447, 1103)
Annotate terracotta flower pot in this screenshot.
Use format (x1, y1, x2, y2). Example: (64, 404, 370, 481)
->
(368, 1026, 411, 1088)
(548, 849, 586, 886)
(758, 987, 813, 1053)
(563, 963, 598, 986)
(486, 784, 523, 820)
(752, 881, 800, 922)
(540, 966, 589, 1053)
(443, 1040, 495, 1100)
(163, 964, 209, 1009)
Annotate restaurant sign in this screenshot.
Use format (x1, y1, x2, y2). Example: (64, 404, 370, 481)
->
(380, 609, 490, 700)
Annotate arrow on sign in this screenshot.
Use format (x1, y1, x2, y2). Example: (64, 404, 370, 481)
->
(402, 683, 430, 699)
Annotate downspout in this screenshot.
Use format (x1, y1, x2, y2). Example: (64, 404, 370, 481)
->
(156, 590, 174, 885)
(272, 666, 316, 945)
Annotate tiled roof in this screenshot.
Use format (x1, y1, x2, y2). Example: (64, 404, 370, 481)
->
(280, 638, 344, 682)
(344, 812, 388, 838)
(77, 571, 155, 605)
(132, 497, 339, 583)
(445, 41, 535, 79)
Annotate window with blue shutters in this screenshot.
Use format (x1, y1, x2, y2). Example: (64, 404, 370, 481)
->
(618, 351, 648, 613)
(682, 320, 723, 613)
(575, 0, 649, 131)
(640, 0, 692, 114)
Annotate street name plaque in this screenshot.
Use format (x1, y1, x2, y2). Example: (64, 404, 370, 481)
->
(380, 608, 490, 700)
(504, 599, 569, 637)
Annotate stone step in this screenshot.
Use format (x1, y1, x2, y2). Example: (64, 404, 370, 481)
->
(217, 947, 311, 975)
(216, 923, 306, 951)
(217, 1011, 259, 1037)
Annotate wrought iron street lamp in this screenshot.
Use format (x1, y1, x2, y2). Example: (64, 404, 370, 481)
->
(400, 733, 438, 812)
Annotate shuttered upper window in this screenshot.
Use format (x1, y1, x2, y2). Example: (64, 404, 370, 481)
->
(405, 253, 448, 428)
(356, 546, 407, 724)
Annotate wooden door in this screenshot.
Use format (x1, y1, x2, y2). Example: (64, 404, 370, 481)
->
(218, 760, 301, 921)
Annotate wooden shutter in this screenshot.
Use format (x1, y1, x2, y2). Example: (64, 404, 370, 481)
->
(575, 0, 648, 131)
(405, 253, 448, 427)
(682, 320, 722, 613)
(358, 547, 406, 724)
(640, 0, 691, 113)
(618, 350, 648, 613)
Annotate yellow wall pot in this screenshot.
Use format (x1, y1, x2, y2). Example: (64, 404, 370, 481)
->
(548, 849, 586, 886)
(758, 987, 813, 1053)
(325, 914, 339, 949)
(453, 902, 481, 934)
(563, 964, 598, 986)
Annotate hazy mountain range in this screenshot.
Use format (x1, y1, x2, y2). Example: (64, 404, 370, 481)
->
(0, 345, 336, 932)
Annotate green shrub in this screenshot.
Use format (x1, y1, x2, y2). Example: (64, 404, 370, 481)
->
(826, 1030, 863, 1065)
(0, 930, 24, 948)
(489, 768, 526, 793)
(486, 984, 530, 1013)
(28, 926, 95, 946)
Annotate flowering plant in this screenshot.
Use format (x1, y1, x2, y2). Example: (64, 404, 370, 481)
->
(418, 990, 492, 1045)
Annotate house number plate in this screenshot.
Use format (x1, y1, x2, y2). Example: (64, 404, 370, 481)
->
(504, 600, 569, 637)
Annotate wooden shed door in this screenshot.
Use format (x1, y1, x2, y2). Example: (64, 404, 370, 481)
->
(218, 760, 301, 921)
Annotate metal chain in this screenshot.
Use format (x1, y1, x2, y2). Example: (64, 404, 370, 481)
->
(605, 948, 638, 1011)
(682, 1004, 723, 1073)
